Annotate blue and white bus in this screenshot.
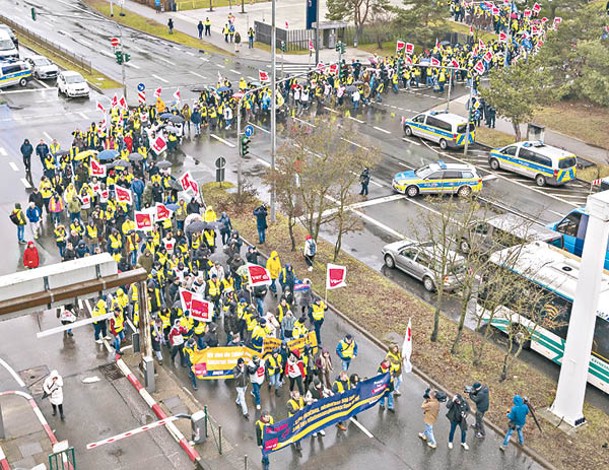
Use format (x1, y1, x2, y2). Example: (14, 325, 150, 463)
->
(478, 242, 609, 394)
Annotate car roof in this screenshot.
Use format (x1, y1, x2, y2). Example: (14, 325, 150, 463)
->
(417, 110, 469, 125)
(506, 141, 576, 159)
(426, 161, 477, 172)
(60, 70, 83, 77)
(485, 213, 562, 242)
(383, 240, 464, 262)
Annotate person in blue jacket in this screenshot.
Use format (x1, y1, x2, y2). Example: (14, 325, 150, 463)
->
(500, 394, 529, 451)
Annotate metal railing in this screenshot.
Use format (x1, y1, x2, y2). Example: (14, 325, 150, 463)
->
(0, 14, 92, 73)
(48, 447, 76, 470)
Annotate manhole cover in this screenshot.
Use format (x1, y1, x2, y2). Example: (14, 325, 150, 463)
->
(18, 365, 50, 396)
(98, 363, 123, 382)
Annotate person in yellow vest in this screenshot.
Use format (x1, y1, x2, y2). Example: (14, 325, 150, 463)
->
(286, 390, 305, 452)
(335, 334, 358, 371)
(292, 315, 308, 339)
(205, 273, 222, 312)
(108, 228, 122, 255)
(38, 177, 53, 213)
(183, 337, 199, 390)
(54, 224, 67, 257)
(385, 342, 403, 396)
(266, 348, 283, 397)
(309, 298, 327, 346)
(110, 307, 125, 355)
(203, 205, 216, 223)
(92, 296, 109, 343)
(266, 251, 281, 296)
(203, 228, 216, 253)
(332, 370, 352, 431)
(250, 318, 268, 353)
(255, 410, 273, 470)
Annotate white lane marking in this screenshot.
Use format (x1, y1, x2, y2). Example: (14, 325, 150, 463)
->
(36, 79, 50, 89)
(256, 157, 271, 167)
(229, 69, 241, 75)
(547, 209, 566, 217)
(79, 112, 88, 119)
(152, 74, 169, 84)
(546, 193, 588, 200)
(158, 57, 175, 66)
(0, 87, 57, 95)
(132, 45, 146, 53)
(9, 162, 19, 172)
(189, 71, 206, 79)
(0, 358, 26, 387)
(349, 417, 374, 438)
(21, 177, 32, 189)
(200, 57, 210, 62)
(324, 107, 338, 114)
(125, 62, 141, 69)
(0, 147, 7, 156)
(293, 117, 315, 127)
(100, 50, 114, 58)
(43, 20, 54, 27)
(246, 122, 270, 134)
(373, 126, 391, 134)
(341, 137, 368, 150)
(247, 75, 256, 81)
(43, 132, 53, 141)
(210, 133, 236, 147)
(402, 137, 421, 146)
(319, 194, 406, 217)
(348, 116, 365, 124)
(216, 64, 225, 69)
(186, 51, 195, 56)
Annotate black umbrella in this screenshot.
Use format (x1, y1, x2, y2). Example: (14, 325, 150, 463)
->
(168, 115, 185, 124)
(110, 160, 132, 169)
(159, 112, 173, 119)
(169, 180, 183, 191)
(156, 160, 172, 169)
(128, 152, 144, 162)
(185, 220, 206, 234)
(203, 222, 218, 230)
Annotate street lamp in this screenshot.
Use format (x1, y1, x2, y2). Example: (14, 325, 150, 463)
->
(270, 0, 277, 223)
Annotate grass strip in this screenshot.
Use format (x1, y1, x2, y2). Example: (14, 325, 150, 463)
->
(475, 126, 515, 149)
(202, 181, 609, 469)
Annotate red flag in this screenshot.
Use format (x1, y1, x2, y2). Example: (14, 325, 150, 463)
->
(173, 88, 181, 103)
(430, 57, 440, 67)
(329, 63, 338, 75)
(405, 43, 414, 55)
(156, 203, 172, 221)
(134, 211, 153, 231)
(154, 86, 162, 98)
(541, 17, 548, 24)
(308, 38, 315, 52)
(491, 6, 499, 15)
(115, 185, 133, 205)
(483, 51, 493, 63)
(553, 17, 562, 26)
(316, 62, 326, 73)
(190, 296, 213, 322)
(473, 60, 486, 75)
(89, 158, 106, 177)
(179, 288, 193, 311)
(450, 58, 460, 68)
(99, 118, 107, 129)
(498, 31, 508, 42)
(533, 2, 541, 12)
(119, 95, 127, 109)
(258, 70, 269, 82)
(469, 25, 474, 36)
(396, 40, 405, 52)
(96, 101, 106, 114)
(403, 55, 413, 65)
(179, 171, 195, 192)
(402, 318, 413, 374)
(478, 38, 486, 50)
(247, 264, 272, 287)
(100, 189, 109, 200)
(523, 8, 531, 18)
(151, 136, 167, 155)
(284, 21, 289, 30)
(111, 94, 118, 108)
(326, 263, 347, 290)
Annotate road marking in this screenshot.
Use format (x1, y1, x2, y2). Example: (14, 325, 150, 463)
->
(126, 62, 141, 69)
(318, 194, 406, 217)
(293, 117, 315, 127)
(402, 137, 421, 146)
(152, 74, 169, 84)
(348, 116, 365, 124)
(0, 147, 6, 157)
(9, 162, 19, 172)
(324, 107, 338, 114)
(189, 71, 206, 79)
(35, 79, 50, 89)
(43, 132, 53, 141)
(216, 64, 225, 69)
(80, 39, 92, 47)
(247, 75, 256, 81)
(21, 177, 32, 189)
(246, 122, 270, 134)
(349, 417, 374, 438)
(79, 112, 88, 119)
(341, 137, 368, 150)
(43, 20, 54, 27)
(100, 50, 114, 58)
(0, 358, 26, 387)
(210, 133, 236, 147)
(229, 69, 241, 75)
(186, 51, 195, 56)
(373, 126, 391, 134)
(200, 57, 210, 62)
(547, 209, 566, 217)
(256, 157, 271, 167)
(158, 57, 175, 66)
(0, 87, 57, 95)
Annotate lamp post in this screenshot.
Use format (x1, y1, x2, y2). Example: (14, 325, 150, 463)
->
(270, 0, 277, 223)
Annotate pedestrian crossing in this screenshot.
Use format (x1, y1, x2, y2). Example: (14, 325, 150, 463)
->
(265, 63, 314, 77)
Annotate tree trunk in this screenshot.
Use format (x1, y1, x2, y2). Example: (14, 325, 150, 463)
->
(512, 120, 522, 141)
(287, 215, 296, 251)
(451, 285, 471, 354)
(500, 347, 510, 382)
(430, 287, 444, 342)
(333, 216, 343, 262)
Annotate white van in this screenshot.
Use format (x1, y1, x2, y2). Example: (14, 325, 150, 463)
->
(0, 60, 32, 89)
(402, 110, 475, 150)
(0, 30, 19, 60)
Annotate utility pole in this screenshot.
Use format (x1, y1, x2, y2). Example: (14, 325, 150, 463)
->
(314, 0, 320, 65)
(270, 0, 277, 223)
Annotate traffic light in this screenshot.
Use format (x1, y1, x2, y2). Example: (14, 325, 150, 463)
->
(335, 41, 346, 54)
(240, 136, 250, 157)
(280, 41, 286, 53)
(31, 7, 36, 21)
(397, 58, 404, 76)
(115, 50, 123, 65)
(123, 53, 131, 63)
(335, 41, 341, 53)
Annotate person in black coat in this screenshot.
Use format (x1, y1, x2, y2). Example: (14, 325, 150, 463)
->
(467, 382, 489, 438)
(446, 394, 471, 450)
(20, 139, 33, 173)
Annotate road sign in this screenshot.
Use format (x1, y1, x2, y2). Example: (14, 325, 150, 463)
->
(215, 157, 226, 183)
(137, 82, 145, 92)
(215, 157, 226, 169)
(110, 37, 120, 48)
(244, 125, 254, 138)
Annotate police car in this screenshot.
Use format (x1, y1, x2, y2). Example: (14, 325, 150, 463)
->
(392, 161, 482, 197)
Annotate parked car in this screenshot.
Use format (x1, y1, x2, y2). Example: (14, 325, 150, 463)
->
(0, 59, 32, 89)
(0, 24, 18, 49)
(0, 30, 18, 60)
(382, 240, 466, 292)
(57, 70, 89, 99)
(25, 55, 58, 80)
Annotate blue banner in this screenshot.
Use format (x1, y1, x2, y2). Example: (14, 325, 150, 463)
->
(262, 373, 390, 455)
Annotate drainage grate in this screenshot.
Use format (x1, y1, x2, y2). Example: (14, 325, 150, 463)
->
(98, 363, 123, 382)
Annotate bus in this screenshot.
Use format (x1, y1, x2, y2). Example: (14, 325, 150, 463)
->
(478, 241, 609, 394)
(547, 207, 609, 270)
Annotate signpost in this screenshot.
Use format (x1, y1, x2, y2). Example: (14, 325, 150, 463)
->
(244, 124, 254, 138)
(215, 156, 226, 184)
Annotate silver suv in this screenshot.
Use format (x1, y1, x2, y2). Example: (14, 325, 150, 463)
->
(382, 240, 466, 292)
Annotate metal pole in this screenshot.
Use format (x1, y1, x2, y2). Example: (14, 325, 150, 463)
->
(237, 97, 242, 196)
(218, 425, 223, 455)
(446, 69, 453, 112)
(244, 454, 248, 470)
(119, 24, 127, 101)
(0, 402, 5, 439)
(270, 0, 277, 223)
(138, 280, 152, 359)
(241, 0, 245, 14)
(203, 405, 208, 438)
(463, 82, 474, 156)
(314, 0, 320, 65)
(281, 46, 284, 79)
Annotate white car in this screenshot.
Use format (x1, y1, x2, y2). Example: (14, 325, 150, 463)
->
(25, 55, 58, 80)
(57, 70, 89, 99)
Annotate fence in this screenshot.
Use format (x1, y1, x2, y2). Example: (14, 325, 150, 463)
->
(48, 447, 76, 470)
(254, 21, 314, 52)
(0, 14, 92, 73)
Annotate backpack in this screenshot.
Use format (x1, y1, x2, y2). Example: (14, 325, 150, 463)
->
(9, 211, 20, 226)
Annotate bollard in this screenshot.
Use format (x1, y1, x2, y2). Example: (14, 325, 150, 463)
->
(244, 454, 248, 470)
(191, 410, 206, 444)
(204, 405, 208, 438)
(132, 330, 141, 353)
(218, 425, 223, 455)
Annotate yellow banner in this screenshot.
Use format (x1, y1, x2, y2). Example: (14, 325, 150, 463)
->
(192, 346, 257, 380)
(262, 332, 318, 357)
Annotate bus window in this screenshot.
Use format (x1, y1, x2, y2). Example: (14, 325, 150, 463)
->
(556, 212, 582, 238)
(592, 318, 609, 362)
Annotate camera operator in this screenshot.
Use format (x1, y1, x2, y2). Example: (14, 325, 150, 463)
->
(466, 382, 489, 438)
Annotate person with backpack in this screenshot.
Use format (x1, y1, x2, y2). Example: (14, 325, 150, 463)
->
(10, 202, 27, 244)
(446, 393, 471, 450)
(303, 234, 316, 271)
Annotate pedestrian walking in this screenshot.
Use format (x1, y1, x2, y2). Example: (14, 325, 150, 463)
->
(197, 20, 204, 39)
(336, 334, 358, 371)
(377, 359, 395, 412)
(23, 241, 40, 269)
(315, 348, 334, 389)
(92, 295, 109, 343)
(418, 389, 440, 449)
(233, 357, 249, 419)
(247, 355, 266, 410)
(305, 378, 328, 438)
(467, 382, 489, 438)
(332, 371, 351, 431)
(253, 204, 268, 244)
(284, 350, 305, 395)
(218, 212, 232, 245)
(42, 370, 65, 420)
(109, 307, 125, 355)
(385, 343, 403, 396)
(183, 337, 199, 390)
(234, 31, 241, 53)
(286, 391, 305, 452)
(223, 23, 230, 42)
(500, 394, 529, 451)
(446, 394, 470, 450)
(58, 304, 76, 337)
(248, 27, 255, 48)
(303, 234, 316, 271)
(167, 18, 174, 34)
(9, 203, 27, 244)
(359, 167, 370, 195)
(26, 202, 42, 240)
(309, 298, 326, 346)
(255, 410, 273, 470)
(266, 250, 281, 296)
(169, 319, 188, 366)
(20, 138, 33, 173)
(35, 139, 49, 167)
(266, 349, 283, 397)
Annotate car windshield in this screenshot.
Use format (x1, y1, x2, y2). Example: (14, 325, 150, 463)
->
(33, 58, 52, 66)
(64, 75, 84, 84)
(0, 39, 14, 50)
(558, 157, 577, 169)
(415, 165, 437, 179)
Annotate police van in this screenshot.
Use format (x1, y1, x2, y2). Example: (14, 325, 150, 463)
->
(488, 141, 577, 187)
(0, 59, 32, 89)
(402, 110, 475, 150)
